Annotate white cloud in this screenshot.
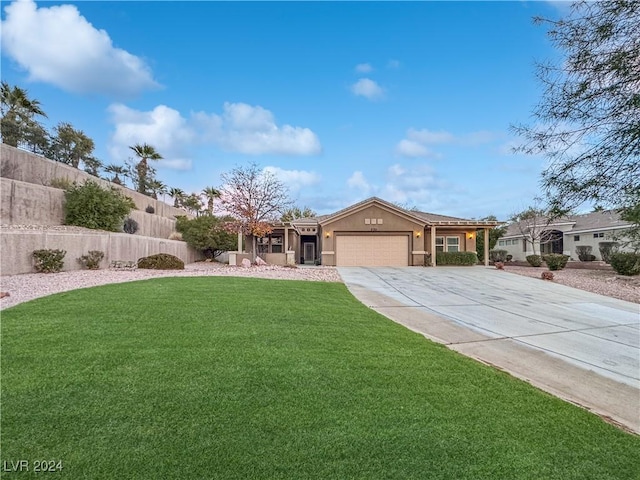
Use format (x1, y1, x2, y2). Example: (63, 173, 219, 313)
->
(263, 166, 321, 191)
(1, 0, 158, 96)
(395, 139, 440, 159)
(355, 63, 373, 73)
(347, 171, 372, 193)
(195, 102, 322, 155)
(351, 78, 384, 100)
(108, 103, 195, 169)
(407, 128, 455, 145)
(387, 59, 401, 69)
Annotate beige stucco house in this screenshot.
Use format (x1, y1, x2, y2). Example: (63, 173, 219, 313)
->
(230, 197, 499, 267)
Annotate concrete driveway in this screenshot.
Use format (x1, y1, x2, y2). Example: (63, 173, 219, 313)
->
(338, 266, 640, 433)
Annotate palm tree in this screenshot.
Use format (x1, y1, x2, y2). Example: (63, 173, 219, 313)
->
(104, 164, 128, 185)
(202, 186, 220, 215)
(168, 187, 185, 208)
(148, 179, 168, 201)
(1, 82, 48, 148)
(129, 143, 163, 194)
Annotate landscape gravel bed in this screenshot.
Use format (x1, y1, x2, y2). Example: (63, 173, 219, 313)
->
(0, 262, 342, 310)
(503, 265, 640, 304)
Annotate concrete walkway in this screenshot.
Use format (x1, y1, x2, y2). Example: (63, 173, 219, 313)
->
(338, 266, 640, 434)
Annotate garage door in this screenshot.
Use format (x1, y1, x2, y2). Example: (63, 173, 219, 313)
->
(336, 235, 409, 267)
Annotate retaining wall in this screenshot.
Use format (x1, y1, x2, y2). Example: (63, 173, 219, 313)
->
(1, 229, 202, 275)
(0, 144, 189, 220)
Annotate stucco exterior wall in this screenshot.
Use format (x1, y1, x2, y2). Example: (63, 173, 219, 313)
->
(1, 229, 201, 275)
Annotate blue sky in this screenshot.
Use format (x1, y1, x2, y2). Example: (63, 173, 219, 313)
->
(1, 0, 569, 220)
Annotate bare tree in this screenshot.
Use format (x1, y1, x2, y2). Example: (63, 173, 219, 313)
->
(509, 204, 562, 256)
(219, 163, 293, 261)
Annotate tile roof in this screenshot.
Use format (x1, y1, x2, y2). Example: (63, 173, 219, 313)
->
(503, 210, 631, 237)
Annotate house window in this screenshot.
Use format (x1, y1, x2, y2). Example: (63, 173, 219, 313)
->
(271, 235, 283, 253)
(574, 235, 580, 241)
(593, 232, 604, 238)
(447, 237, 460, 252)
(435, 236, 445, 253)
(257, 236, 269, 255)
(522, 239, 527, 252)
(498, 240, 505, 246)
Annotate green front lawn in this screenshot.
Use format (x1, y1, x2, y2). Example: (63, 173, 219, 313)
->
(1, 277, 638, 479)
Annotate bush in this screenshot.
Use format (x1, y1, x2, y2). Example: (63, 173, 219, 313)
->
(137, 253, 185, 270)
(168, 231, 183, 241)
(575, 245, 594, 262)
(599, 242, 618, 264)
(77, 250, 104, 270)
(543, 253, 569, 271)
(609, 252, 640, 276)
(489, 249, 508, 263)
(506, 254, 513, 262)
(64, 180, 135, 231)
(33, 249, 66, 273)
(49, 177, 72, 190)
(145, 205, 155, 214)
(123, 218, 139, 234)
(176, 215, 237, 259)
(526, 254, 542, 267)
(435, 251, 478, 266)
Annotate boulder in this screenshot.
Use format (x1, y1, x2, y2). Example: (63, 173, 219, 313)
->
(255, 256, 267, 266)
(0, 292, 9, 299)
(241, 258, 252, 268)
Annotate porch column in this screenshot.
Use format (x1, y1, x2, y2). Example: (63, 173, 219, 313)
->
(431, 225, 437, 267)
(484, 227, 490, 267)
(237, 231, 243, 253)
(284, 226, 289, 251)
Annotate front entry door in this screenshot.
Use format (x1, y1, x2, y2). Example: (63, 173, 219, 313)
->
(303, 242, 315, 264)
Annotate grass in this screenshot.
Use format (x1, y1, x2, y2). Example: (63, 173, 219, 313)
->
(1, 277, 638, 479)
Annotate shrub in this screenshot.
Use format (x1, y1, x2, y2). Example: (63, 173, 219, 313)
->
(489, 249, 508, 263)
(77, 250, 104, 270)
(145, 205, 155, 214)
(541, 271, 554, 281)
(609, 252, 640, 276)
(543, 253, 569, 271)
(506, 254, 513, 262)
(168, 231, 183, 241)
(575, 245, 594, 262)
(33, 249, 66, 273)
(49, 177, 72, 190)
(64, 180, 135, 231)
(435, 251, 478, 266)
(123, 218, 139, 234)
(175, 215, 237, 259)
(599, 242, 618, 264)
(137, 253, 185, 270)
(526, 254, 542, 267)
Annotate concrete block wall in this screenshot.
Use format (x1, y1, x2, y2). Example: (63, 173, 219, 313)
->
(1, 229, 202, 275)
(0, 144, 190, 221)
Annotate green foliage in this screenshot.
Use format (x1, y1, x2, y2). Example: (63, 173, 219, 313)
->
(49, 122, 95, 168)
(526, 255, 543, 267)
(175, 215, 236, 258)
(489, 249, 508, 263)
(435, 251, 477, 266)
(598, 242, 618, 264)
(49, 177, 72, 190)
(1, 81, 47, 148)
(32, 249, 65, 273)
(64, 180, 135, 232)
(575, 246, 594, 262)
(137, 253, 185, 270)
(281, 205, 317, 222)
(77, 250, 105, 270)
(609, 252, 640, 276)
(475, 216, 506, 262)
(123, 217, 139, 234)
(542, 253, 569, 271)
(145, 205, 155, 214)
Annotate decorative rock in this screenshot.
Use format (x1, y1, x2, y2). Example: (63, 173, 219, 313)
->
(495, 262, 505, 270)
(541, 271, 554, 281)
(241, 258, 252, 268)
(0, 292, 9, 299)
(255, 256, 267, 266)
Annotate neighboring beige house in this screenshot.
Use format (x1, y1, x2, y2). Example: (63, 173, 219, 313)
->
(497, 210, 633, 261)
(230, 197, 499, 267)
